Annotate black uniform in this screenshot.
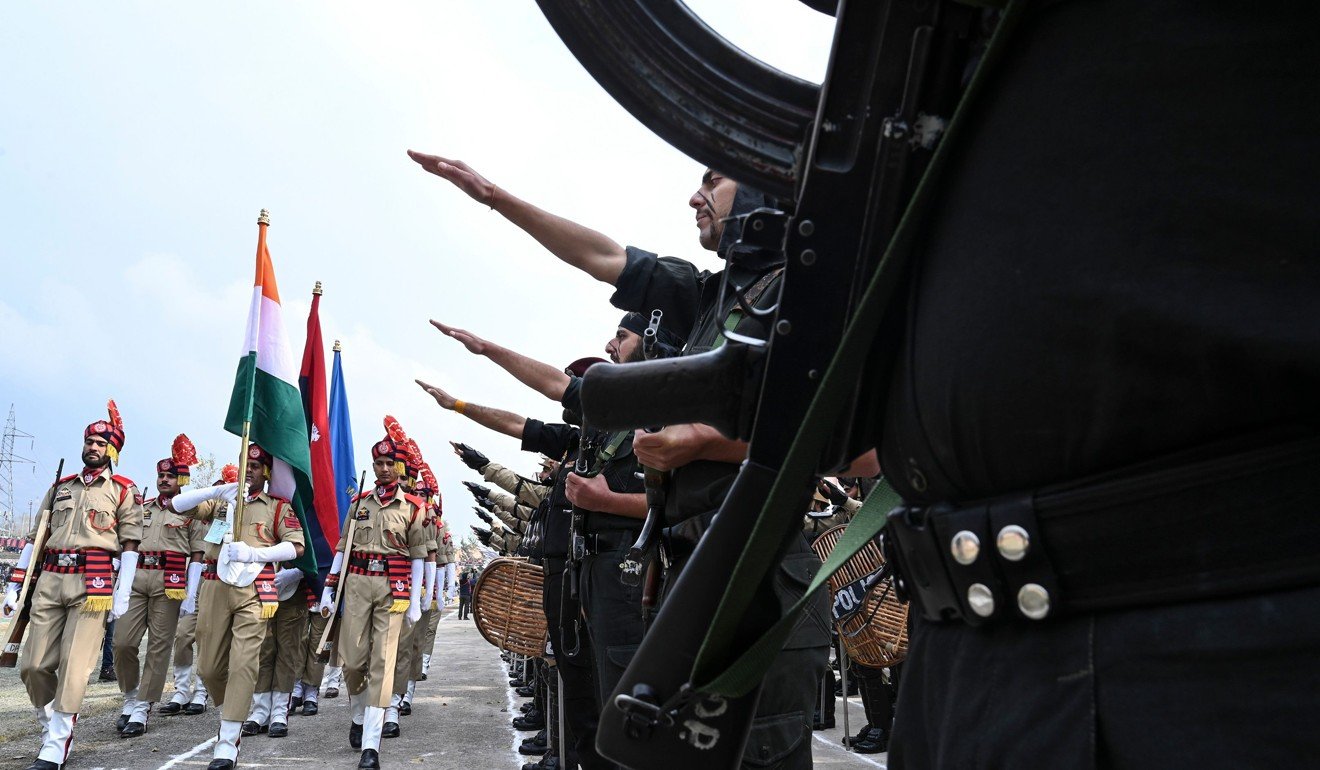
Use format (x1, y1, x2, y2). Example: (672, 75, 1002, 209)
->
(869, 2, 1320, 768)
(611, 187, 833, 769)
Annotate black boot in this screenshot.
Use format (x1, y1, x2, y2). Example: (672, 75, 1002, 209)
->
(268, 721, 288, 738)
(349, 721, 363, 749)
(24, 761, 61, 770)
(206, 761, 234, 770)
(115, 713, 130, 732)
(512, 708, 544, 731)
(158, 702, 183, 715)
(382, 721, 400, 739)
(240, 720, 266, 736)
(519, 729, 549, 755)
(852, 726, 889, 754)
(120, 720, 147, 738)
(357, 748, 380, 769)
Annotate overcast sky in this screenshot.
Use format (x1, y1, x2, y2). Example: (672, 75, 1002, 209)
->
(0, 1, 834, 544)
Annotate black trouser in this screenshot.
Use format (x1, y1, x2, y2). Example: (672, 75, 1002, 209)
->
(544, 557, 606, 770)
(853, 661, 898, 734)
(458, 596, 471, 619)
(579, 542, 648, 712)
(663, 534, 832, 770)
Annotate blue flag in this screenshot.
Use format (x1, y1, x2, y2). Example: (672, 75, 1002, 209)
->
(328, 346, 357, 524)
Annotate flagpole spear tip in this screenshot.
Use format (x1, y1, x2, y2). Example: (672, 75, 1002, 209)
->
(257, 209, 271, 225)
(333, 339, 342, 352)
(314, 280, 323, 296)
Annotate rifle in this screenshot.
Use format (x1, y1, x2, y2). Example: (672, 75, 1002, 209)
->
(2, 458, 64, 667)
(316, 471, 366, 662)
(541, 0, 993, 766)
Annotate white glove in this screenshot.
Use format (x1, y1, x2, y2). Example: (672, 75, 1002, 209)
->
(179, 561, 203, 616)
(319, 586, 335, 617)
(171, 482, 238, 513)
(111, 552, 139, 620)
(227, 540, 297, 564)
(405, 559, 424, 625)
(3, 582, 19, 617)
(274, 567, 302, 600)
(421, 561, 436, 612)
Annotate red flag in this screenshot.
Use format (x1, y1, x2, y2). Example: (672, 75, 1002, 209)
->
(299, 285, 342, 585)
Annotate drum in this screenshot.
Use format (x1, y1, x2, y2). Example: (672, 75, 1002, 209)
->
(471, 557, 548, 657)
(810, 524, 908, 667)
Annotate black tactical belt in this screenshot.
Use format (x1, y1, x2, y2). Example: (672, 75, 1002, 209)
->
(885, 436, 1320, 625)
(580, 529, 640, 555)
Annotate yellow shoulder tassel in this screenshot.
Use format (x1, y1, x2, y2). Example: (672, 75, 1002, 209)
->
(260, 602, 278, 620)
(389, 599, 410, 614)
(164, 588, 187, 601)
(83, 596, 114, 613)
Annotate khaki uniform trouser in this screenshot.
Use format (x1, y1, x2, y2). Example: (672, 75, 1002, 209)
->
(173, 611, 197, 667)
(339, 573, 404, 708)
(422, 604, 441, 658)
(19, 572, 108, 712)
(113, 568, 183, 702)
(392, 610, 424, 696)
(196, 579, 268, 721)
(299, 611, 329, 686)
(256, 597, 307, 694)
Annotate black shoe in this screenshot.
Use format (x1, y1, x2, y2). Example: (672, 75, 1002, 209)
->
(325, 687, 340, 699)
(382, 721, 400, 739)
(357, 748, 380, 769)
(99, 667, 117, 682)
(515, 685, 535, 697)
(398, 700, 412, 717)
(512, 711, 545, 731)
(519, 730, 549, 756)
(24, 760, 61, 770)
(120, 720, 147, 738)
(240, 720, 267, 736)
(812, 710, 836, 731)
(115, 713, 130, 732)
(302, 700, 319, 716)
(834, 680, 859, 697)
(519, 702, 534, 713)
(349, 722, 363, 749)
(158, 702, 183, 715)
(183, 702, 207, 715)
(268, 722, 288, 738)
(509, 679, 526, 688)
(206, 760, 235, 770)
(849, 726, 889, 754)
(420, 672, 428, 681)
(289, 696, 303, 713)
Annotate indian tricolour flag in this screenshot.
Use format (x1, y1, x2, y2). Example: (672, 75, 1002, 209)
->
(223, 210, 319, 581)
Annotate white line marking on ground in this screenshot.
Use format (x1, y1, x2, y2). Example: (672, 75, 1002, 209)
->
(503, 658, 525, 763)
(155, 735, 217, 770)
(812, 731, 887, 768)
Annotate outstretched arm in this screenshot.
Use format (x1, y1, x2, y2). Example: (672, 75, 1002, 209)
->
(431, 320, 571, 402)
(408, 151, 627, 285)
(416, 379, 527, 440)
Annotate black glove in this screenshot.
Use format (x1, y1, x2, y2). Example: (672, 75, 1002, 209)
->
(473, 506, 493, 525)
(476, 497, 497, 513)
(817, 478, 849, 506)
(453, 442, 490, 472)
(462, 480, 491, 500)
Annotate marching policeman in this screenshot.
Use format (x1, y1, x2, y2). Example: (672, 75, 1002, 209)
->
(319, 418, 426, 770)
(169, 443, 305, 770)
(112, 434, 207, 737)
(3, 402, 144, 770)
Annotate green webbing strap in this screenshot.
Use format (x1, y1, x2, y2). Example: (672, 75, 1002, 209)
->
(591, 431, 630, 475)
(692, 0, 1027, 697)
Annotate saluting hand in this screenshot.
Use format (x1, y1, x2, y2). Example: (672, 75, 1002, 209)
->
(431, 321, 489, 355)
(407, 151, 497, 207)
(416, 379, 457, 410)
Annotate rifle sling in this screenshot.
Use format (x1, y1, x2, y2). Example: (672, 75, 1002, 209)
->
(691, 0, 1027, 697)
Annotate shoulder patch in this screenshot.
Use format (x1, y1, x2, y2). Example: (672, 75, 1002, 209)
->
(111, 474, 136, 488)
(354, 491, 372, 503)
(283, 512, 302, 531)
(269, 494, 291, 504)
(404, 493, 426, 510)
(57, 474, 77, 484)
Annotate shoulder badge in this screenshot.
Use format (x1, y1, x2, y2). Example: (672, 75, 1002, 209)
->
(283, 512, 302, 531)
(57, 473, 77, 485)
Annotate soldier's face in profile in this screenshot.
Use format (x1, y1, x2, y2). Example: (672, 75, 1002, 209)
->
(374, 455, 399, 485)
(158, 470, 180, 497)
(605, 328, 645, 364)
(82, 436, 109, 467)
(691, 169, 738, 251)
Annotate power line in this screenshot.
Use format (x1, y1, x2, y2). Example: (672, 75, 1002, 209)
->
(1, 404, 37, 535)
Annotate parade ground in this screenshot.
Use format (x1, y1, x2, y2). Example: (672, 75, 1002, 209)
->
(0, 607, 883, 769)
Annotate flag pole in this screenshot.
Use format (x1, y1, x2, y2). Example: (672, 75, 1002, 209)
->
(232, 207, 270, 537)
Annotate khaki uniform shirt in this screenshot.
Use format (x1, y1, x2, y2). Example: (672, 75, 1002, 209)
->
(188, 491, 305, 560)
(481, 462, 549, 507)
(34, 467, 144, 552)
(337, 489, 426, 559)
(140, 497, 207, 554)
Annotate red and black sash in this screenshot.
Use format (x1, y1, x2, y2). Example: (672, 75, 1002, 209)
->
(42, 548, 115, 611)
(200, 560, 279, 617)
(348, 553, 411, 613)
(139, 551, 189, 600)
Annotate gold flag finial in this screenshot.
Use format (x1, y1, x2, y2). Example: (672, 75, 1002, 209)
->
(313, 280, 323, 296)
(333, 339, 342, 352)
(257, 209, 271, 225)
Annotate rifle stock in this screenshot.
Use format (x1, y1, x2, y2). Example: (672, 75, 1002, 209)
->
(1, 458, 64, 668)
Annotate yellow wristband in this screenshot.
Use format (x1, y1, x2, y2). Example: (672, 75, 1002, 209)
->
(454, 400, 467, 415)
